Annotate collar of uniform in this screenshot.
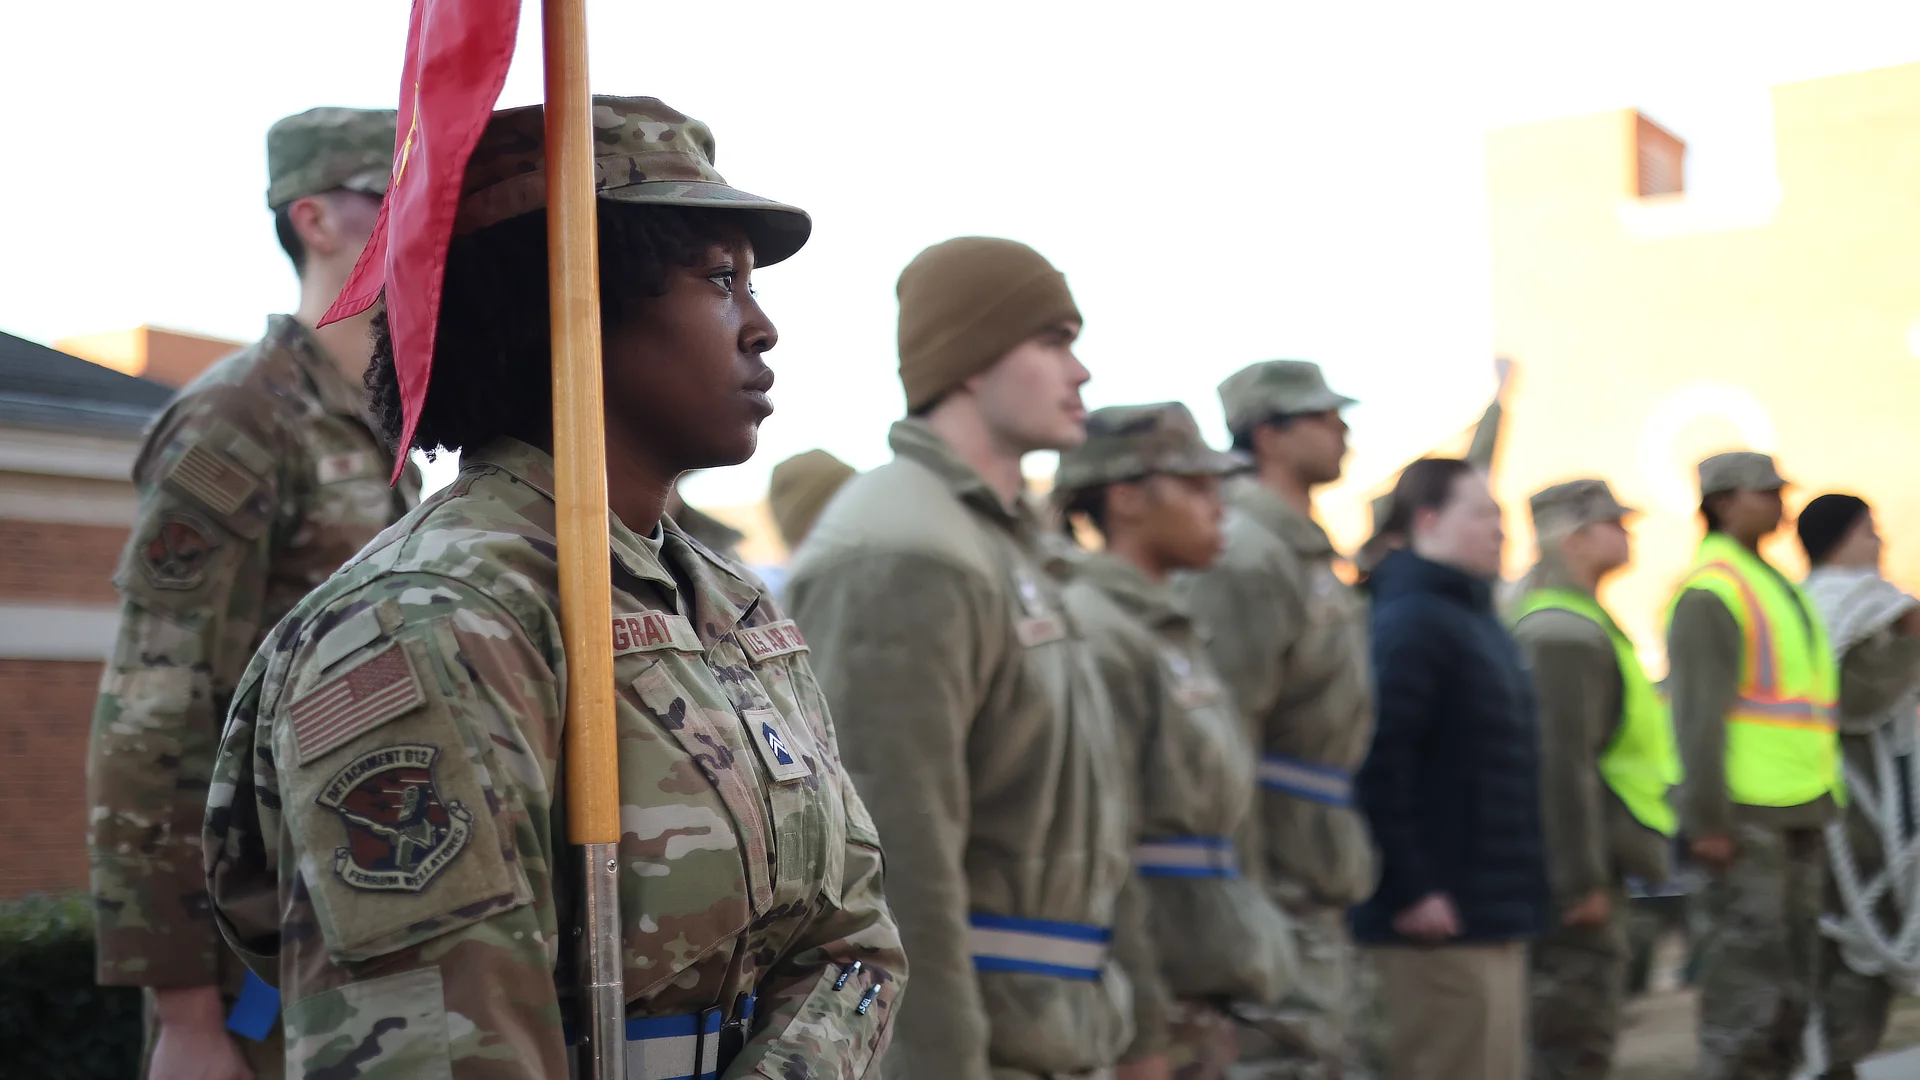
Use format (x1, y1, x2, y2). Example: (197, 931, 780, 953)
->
(463, 438, 761, 643)
(673, 501, 745, 554)
(1077, 552, 1189, 629)
(1229, 477, 1335, 558)
(268, 314, 374, 424)
(888, 417, 1023, 529)
(658, 519, 762, 644)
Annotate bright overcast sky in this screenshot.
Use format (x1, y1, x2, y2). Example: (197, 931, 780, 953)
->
(4, 1, 1917, 506)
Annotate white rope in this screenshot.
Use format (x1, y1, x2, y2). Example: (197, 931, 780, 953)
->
(1819, 722, 1920, 991)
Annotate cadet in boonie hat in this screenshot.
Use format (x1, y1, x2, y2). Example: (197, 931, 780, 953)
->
(1671, 445, 1827, 1078)
(1216, 361, 1356, 527)
(1055, 401, 1248, 493)
(1697, 451, 1788, 497)
(1184, 361, 1376, 1076)
(1217, 360, 1358, 440)
(1512, 476, 1675, 1080)
(213, 96, 906, 1078)
(1054, 403, 1297, 1073)
(1529, 478, 1636, 538)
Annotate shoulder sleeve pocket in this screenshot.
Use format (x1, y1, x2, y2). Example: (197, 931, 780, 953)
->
(746, 964, 896, 1080)
(113, 497, 253, 615)
(284, 967, 454, 1080)
(275, 633, 532, 963)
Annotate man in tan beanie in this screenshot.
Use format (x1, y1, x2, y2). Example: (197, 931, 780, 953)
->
(790, 237, 1145, 1080)
(769, 448, 855, 553)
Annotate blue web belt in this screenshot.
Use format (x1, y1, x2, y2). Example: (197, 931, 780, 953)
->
(1133, 835, 1240, 879)
(564, 995, 754, 1080)
(1258, 754, 1353, 807)
(968, 912, 1112, 981)
(225, 970, 280, 1041)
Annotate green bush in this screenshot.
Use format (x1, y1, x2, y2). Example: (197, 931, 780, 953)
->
(0, 893, 142, 1079)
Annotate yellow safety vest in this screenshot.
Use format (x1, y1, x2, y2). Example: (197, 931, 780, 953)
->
(1667, 533, 1842, 807)
(1514, 589, 1682, 836)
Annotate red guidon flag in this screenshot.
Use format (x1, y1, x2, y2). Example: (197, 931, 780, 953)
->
(320, 0, 521, 481)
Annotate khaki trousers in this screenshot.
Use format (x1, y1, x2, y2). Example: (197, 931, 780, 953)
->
(1366, 942, 1527, 1080)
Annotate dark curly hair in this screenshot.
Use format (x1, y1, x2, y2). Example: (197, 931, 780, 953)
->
(1055, 484, 1108, 540)
(366, 203, 735, 457)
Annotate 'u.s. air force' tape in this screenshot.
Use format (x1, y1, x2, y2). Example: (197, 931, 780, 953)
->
(1133, 835, 1239, 878)
(1258, 754, 1353, 807)
(225, 969, 280, 1041)
(967, 912, 1112, 980)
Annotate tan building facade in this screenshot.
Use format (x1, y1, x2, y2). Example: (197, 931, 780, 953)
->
(1471, 62, 1920, 664)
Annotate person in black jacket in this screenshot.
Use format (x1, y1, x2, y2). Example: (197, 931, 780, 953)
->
(1354, 457, 1548, 1080)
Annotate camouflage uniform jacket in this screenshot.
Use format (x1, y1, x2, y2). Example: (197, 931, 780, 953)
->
(204, 439, 904, 1079)
(1063, 555, 1296, 1023)
(1511, 563, 1670, 908)
(1179, 481, 1377, 907)
(89, 314, 411, 991)
(786, 419, 1135, 1080)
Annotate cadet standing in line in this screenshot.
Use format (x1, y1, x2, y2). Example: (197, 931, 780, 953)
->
(788, 237, 1137, 1080)
(203, 96, 904, 1079)
(1180, 361, 1374, 1079)
(1666, 452, 1839, 1080)
(1796, 495, 1920, 1080)
(1509, 481, 1680, 1080)
(86, 106, 405, 1080)
(769, 448, 856, 555)
(1054, 403, 1300, 1080)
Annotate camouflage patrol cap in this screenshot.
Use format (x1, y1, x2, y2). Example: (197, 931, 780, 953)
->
(266, 107, 398, 208)
(1218, 360, 1357, 436)
(454, 96, 810, 265)
(769, 449, 856, 551)
(1054, 402, 1248, 491)
(1698, 452, 1788, 496)
(1529, 478, 1635, 534)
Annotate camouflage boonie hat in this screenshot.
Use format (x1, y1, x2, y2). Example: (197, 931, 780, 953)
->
(1529, 478, 1635, 534)
(454, 96, 811, 265)
(1054, 402, 1248, 491)
(266, 107, 398, 207)
(1218, 360, 1358, 436)
(1698, 452, 1788, 496)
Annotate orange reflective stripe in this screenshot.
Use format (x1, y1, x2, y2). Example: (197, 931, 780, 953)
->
(1735, 714, 1835, 730)
(1696, 562, 1777, 693)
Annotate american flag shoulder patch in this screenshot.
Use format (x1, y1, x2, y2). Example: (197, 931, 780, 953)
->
(163, 442, 259, 517)
(290, 642, 427, 764)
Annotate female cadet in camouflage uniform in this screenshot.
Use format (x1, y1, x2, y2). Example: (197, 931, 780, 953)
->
(1053, 403, 1298, 1080)
(203, 96, 905, 1080)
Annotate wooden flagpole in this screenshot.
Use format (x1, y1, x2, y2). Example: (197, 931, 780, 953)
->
(541, 0, 625, 1075)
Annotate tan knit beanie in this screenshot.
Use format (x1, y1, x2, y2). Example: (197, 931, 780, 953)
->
(896, 237, 1081, 413)
(768, 449, 856, 550)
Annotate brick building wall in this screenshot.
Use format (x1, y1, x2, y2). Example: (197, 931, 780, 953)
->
(0, 520, 128, 605)
(0, 431, 152, 899)
(0, 659, 102, 897)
